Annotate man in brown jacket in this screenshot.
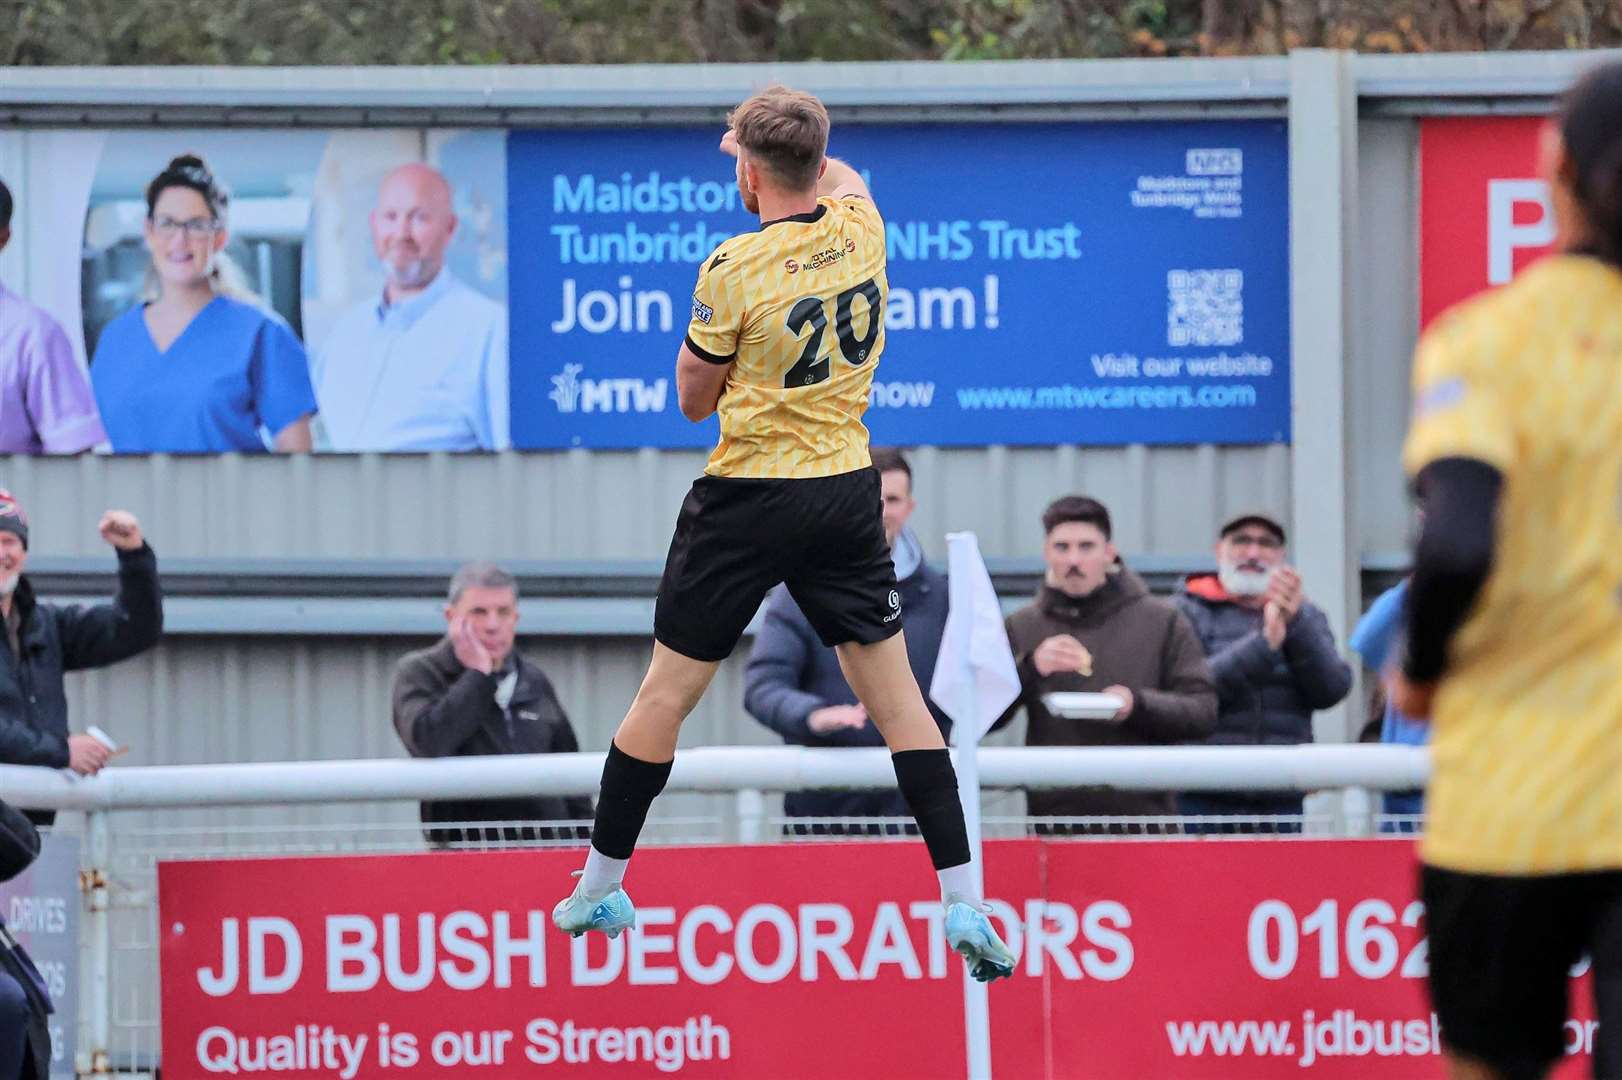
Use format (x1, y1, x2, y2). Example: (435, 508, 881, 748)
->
(991, 496, 1216, 829)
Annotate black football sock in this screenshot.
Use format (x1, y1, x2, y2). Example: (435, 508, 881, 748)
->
(589, 740, 674, 860)
(891, 748, 972, 871)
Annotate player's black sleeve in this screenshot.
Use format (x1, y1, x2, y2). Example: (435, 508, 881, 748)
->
(1401, 457, 1503, 682)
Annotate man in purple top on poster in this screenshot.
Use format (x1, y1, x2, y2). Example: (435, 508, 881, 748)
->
(0, 177, 105, 455)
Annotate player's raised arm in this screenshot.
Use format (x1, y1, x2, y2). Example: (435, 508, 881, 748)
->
(816, 156, 873, 205)
(720, 126, 874, 207)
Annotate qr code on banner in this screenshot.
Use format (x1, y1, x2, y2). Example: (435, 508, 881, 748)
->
(1167, 269, 1243, 347)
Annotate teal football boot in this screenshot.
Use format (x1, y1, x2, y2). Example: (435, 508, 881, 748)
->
(945, 897, 1016, 983)
(551, 872, 636, 939)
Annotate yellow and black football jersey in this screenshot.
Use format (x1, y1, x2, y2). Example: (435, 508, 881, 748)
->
(1403, 254, 1622, 875)
(685, 194, 888, 479)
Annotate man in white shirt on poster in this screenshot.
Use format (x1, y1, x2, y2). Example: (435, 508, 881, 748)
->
(313, 162, 508, 452)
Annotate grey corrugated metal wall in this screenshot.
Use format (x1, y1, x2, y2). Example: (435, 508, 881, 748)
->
(1353, 117, 1421, 559)
(43, 442, 1293, 831)
(3, 443, 1291, 561)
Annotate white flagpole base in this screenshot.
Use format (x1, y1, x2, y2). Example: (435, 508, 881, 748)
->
(956, 728, 993, 1080)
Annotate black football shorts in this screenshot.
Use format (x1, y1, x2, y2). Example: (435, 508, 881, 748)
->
(1422, 864, 1622, 1079)
(654, 467, 903, 662)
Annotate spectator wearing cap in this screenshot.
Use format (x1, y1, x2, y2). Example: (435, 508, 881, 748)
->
(0, 177, 107, 454)
(391, 562, 592, 844)
(1173, 512, 1352, 831)
(0, 492, 162, 825)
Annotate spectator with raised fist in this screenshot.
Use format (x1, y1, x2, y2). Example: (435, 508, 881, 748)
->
(0, 493, 162, 824)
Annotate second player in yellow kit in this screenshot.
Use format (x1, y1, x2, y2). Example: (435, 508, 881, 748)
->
(1392, 59, 1622, 1080)
(684, 193, 888, 479)
(1405, 255, 1622, 877)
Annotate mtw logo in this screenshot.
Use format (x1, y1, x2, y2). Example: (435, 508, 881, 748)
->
(549, 363, 670, 414)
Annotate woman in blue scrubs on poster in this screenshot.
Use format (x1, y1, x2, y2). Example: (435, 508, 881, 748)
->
(92, 154, 317, 452)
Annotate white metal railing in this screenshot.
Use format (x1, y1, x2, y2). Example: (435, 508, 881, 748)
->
(0, 744, 1430, 1076)
(0, 744, 1429, 811)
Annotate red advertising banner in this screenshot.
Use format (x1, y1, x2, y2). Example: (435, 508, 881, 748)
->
(1419, 116, 1553, 327)
(158, 840, 1594, 1079)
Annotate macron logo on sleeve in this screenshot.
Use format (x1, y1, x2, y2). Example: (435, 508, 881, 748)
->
(1412, 376, 1467, 419)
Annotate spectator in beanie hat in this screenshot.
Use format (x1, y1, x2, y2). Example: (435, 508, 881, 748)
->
(0, 489, 162, 824)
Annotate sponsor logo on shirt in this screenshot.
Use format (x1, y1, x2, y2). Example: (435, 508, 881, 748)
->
(797, 242, 854, 273)
(691, 294, 715, 325)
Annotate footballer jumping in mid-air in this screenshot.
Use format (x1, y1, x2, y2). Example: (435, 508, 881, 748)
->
(552, 85, 1016, 983)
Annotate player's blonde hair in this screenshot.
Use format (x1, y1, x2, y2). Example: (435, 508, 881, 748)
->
(728, 85, 830, 193)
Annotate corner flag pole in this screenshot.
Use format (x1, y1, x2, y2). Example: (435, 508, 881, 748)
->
(931, 530, 1020, 1080)
(957, 698, 993, 1080)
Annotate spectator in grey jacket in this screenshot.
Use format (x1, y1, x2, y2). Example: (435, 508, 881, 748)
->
(392, 562, 593, 844)
(0, 490, 162, 827)
(744, 449, 950, 833)
(1173, 512, 1353, 830)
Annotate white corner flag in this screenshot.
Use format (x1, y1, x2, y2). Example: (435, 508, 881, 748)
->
(928, 532, 1020, 1080)
(931, 532, 1022, 747)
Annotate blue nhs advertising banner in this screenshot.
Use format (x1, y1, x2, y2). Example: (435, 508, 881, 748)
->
(508, 121, 1289, 449)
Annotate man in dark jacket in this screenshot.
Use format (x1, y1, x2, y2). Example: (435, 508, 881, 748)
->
(991, 496, 1216, 831)
(0, 491, 162, 826)
(0, 796, 49, 1080)
(744, 449, 950, 833)
(392, 562, 593, 843)
(1173, 511, 1353, 829)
